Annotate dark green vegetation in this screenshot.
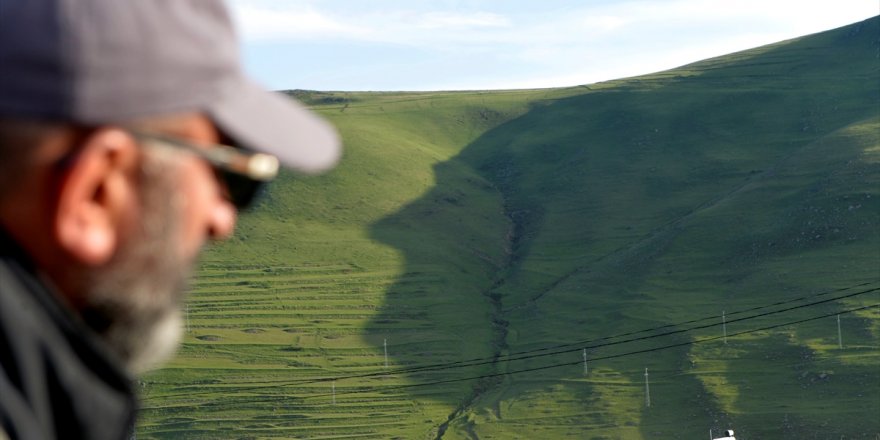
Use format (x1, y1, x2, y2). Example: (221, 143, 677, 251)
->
(138, 18, 880, 439)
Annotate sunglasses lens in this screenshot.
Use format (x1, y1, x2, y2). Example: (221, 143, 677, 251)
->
(219, 170, 265, 210)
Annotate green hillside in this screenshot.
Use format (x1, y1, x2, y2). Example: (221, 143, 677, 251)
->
(137, 17, 880, 439)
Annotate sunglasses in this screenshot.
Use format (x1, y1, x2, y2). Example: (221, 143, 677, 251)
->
(130, 132, 280, 210)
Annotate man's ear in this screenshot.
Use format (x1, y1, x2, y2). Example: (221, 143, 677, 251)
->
(54, 128, 140, 266)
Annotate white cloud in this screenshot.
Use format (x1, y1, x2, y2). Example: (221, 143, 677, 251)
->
(416, 12, 510, 29)
(232, 4, 368, 41)
(492, 0, 878, 88)
(231, 0, 879, 90)
(230, 2, 512, 43)
(232, 0, 876, 48)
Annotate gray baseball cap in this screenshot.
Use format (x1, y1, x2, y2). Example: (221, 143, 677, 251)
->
(0, 0, 340, 174)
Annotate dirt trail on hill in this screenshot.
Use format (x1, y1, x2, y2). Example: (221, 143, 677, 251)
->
(435, 173, 517, 440)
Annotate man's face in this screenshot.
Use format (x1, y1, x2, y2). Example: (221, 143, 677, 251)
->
(79, 116, 237, 373)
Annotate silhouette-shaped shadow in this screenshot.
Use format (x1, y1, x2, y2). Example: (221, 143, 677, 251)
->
(365, 16, 880, 438)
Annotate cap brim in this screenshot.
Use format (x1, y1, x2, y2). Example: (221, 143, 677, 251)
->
(208, 79, 341, 174)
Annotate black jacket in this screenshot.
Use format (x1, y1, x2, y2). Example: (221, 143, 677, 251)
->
(0, 229, 136, 439)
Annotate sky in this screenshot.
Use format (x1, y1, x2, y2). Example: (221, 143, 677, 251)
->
(228, 0, 879, 92)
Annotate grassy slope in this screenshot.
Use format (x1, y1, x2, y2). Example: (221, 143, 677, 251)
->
(137, 88, 582, 439)
(447, 18, 880, 439)
(137, 17, 879, 439)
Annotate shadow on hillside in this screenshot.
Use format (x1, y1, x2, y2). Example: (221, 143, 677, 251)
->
(364, 16, 880, 437)
(364, 87, 725, 435)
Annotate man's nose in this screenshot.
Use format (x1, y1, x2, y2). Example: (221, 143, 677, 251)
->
(208, 199, 237, 241)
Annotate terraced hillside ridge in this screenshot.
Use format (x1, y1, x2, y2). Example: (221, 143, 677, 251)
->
(137, 17, 880, 439)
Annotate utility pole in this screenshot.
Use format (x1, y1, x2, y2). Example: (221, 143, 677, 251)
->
(837, 314, 843, 349)
(383, 338, 388, 369)
(644, 368, 651, 408)
(332, 381, 336, 405)
(583, 349, 588, 376)
(722, 310, 727, 345)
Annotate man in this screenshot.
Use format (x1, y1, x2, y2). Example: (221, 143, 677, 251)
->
(0, 1, 341, 438)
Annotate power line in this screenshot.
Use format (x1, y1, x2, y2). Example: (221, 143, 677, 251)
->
(144, 299, 878, 409)
(142, 280, 878, 402)
(169, 302, 878, 408)
(402, 281, 880, 372)
(302, 303, 879, 401)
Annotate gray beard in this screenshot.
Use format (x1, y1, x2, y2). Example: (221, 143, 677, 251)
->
(80, 150, 194, 374)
